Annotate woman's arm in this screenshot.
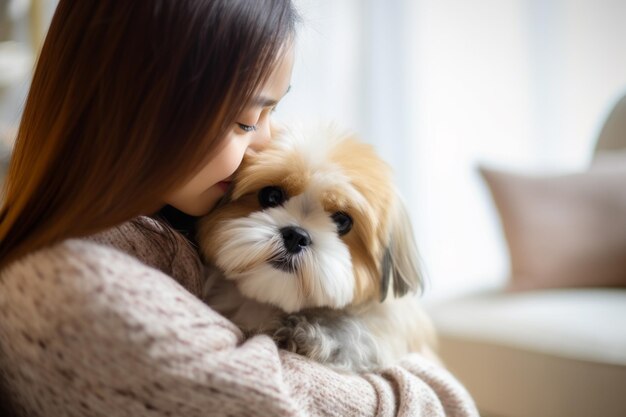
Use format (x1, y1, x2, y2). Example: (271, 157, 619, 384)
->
(0, 240, 478, 417)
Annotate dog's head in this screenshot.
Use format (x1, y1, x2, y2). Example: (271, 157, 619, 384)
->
(198, 124, 422, 313)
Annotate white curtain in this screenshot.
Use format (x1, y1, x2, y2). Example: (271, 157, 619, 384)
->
(281, 0, 626, 300)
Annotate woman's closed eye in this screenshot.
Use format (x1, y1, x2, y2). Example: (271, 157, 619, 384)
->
(237, 122, 257, 132)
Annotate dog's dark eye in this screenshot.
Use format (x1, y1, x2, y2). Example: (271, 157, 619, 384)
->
(258, 186, 286, 208)
(331, 212, 353, 236)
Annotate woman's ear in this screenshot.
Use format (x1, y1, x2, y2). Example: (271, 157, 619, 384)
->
(380, 196, 423, 302)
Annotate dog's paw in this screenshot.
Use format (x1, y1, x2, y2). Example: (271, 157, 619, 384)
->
(271, 314, 321, 355)
(271, 313, 382, 372)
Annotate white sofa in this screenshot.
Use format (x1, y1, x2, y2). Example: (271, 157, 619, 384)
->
(427, 94, 626, 417)
(429, 289, 626, 417)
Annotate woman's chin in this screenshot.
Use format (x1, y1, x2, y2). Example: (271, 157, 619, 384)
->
(165, 187, 225, 216)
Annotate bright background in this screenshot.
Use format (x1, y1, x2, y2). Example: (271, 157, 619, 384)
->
(2, 0, 626, 300)
(278, 0, 626, 300)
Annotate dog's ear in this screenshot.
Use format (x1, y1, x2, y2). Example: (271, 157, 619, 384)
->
(380, 197, 423, 302)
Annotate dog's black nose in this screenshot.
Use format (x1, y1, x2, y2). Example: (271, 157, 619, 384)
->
(280, 226, 312, 254)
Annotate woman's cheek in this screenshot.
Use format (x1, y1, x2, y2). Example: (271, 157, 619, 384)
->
(221, 136, 250, 178)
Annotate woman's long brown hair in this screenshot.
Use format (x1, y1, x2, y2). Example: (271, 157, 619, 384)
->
(0, 0, 299, 268)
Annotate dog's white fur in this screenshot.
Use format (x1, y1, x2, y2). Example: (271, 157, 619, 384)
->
(198, 124, 436, 371)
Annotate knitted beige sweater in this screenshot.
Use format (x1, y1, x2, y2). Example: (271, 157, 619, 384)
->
(0, 217, 478, 417)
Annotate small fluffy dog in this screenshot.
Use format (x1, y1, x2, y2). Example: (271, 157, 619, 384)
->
(198, 124, 436, 371)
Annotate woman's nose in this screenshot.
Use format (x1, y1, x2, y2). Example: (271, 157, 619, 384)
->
(248, 120, 271, 152)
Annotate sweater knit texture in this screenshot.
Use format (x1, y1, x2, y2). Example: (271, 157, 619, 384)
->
(0, 217, 479, 417)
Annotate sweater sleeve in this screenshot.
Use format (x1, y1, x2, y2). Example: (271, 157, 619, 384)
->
(0, 240, 478, 417)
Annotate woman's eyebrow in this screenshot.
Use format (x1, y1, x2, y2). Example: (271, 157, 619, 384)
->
(253, 85, 291, 108)
(254, 96, 280, 108)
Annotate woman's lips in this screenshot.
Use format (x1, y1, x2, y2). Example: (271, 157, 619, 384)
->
(217, 181, 232, 193)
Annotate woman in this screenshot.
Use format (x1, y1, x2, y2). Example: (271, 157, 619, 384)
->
(0, 1, 478, 416)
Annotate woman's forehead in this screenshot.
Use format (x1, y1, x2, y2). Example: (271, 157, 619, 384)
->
(253, 46, 295, 108)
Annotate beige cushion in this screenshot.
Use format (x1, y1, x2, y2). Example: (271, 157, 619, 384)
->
(594, 94, 626, 154)
(480, 158, 626, 290)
